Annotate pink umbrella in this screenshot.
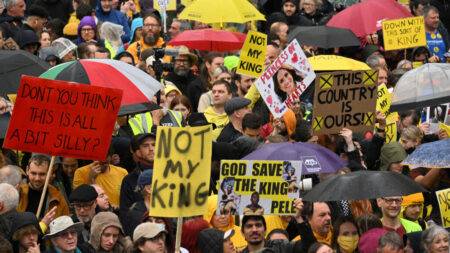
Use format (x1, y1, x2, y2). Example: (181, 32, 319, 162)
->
(168, 28, 246, 51)
(327, 0, 412, 37)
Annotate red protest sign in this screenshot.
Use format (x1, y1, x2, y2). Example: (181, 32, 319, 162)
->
(3, 76, 123, 161)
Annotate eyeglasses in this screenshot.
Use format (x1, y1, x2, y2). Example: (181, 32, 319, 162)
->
(382, 197, 403, 205)
(71, 201, 95, 210)
(143, 23, 160, 29)
(58, 229, 78, 239)
(175, 58, 189, 64)
(81, 28, 94, 33)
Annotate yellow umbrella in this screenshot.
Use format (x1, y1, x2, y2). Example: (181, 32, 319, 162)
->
(178, 0, 265, 25)
(308, 55, 371, 71)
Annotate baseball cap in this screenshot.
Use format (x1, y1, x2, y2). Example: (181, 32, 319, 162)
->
(133, 222, 166, 243)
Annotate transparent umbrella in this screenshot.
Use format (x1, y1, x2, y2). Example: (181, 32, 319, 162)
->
(390, 63, 450, 111)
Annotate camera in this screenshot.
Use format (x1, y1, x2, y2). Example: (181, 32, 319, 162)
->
(153, 48, 175, 76)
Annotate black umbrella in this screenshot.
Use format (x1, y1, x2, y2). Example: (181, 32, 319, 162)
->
(288, 26, 361, 48)
(303, 170, 426, 202)
(0, 50, 50, 97)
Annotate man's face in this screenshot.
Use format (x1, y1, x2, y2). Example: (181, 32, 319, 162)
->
(142, 16, 161, 46)
(242, 219, 265, 245)
(206, 57, 224, 74)
(425, 10, 440, 30)
(94, 185, 110, 210)
(100, 226, 120, 251)
(237, 75, 255, 95)
(169, 21, 181, 38)
(27, 162, 49, 190)
(377, 197, 402, 219)
(174, 55, 191, 76)
(309, 202, 332, 236)
(244, 127, 260, 139)
(377, 68, 388, 86)
(251, 193, 259, 204)
(73, 201, 97, 224)
(119, 56, 134, 65)
(413, 4, 426, 16)
(62, 157, 78, 178)
(9, 0, 26, 17)
(283, 2, 296, 16)
(33, 17, 47, 33)
(19, 230, 38, 250)
(136, 137, 156, 163)
(100, 0, 112, 12)
(212, 84, 231, 106)
(277, 24, 289, 44)
(265, 45, 279, 67)
(139, 233, 167, 253)
(404, 204, 422, 221)
(52, 229, 78, 251)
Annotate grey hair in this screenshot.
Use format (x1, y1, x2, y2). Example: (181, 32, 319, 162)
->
(0, 183, 19, 212)
(3, 0, 20, 10)
(366, 54, 385, 69)
(0, 165, 22, 186)
(422, 225, 449, 252)
(378, 232, 403, 250)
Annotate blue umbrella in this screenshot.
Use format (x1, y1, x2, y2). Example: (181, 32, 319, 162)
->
(242, 142, 345, 174)
(403, 138, 450, 169)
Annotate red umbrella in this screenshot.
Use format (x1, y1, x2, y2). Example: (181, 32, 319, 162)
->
(168, 28, 246, 51)
(327, 0, 412, 37)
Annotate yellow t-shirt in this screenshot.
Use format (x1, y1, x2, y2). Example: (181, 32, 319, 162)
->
(73, 164, 128, 207)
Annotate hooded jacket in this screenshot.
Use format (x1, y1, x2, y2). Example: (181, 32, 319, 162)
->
(204, 106, 229, 141)
(88, 211, 132, 253)
(203, 195, 247, 251)
(18, 183, 69, 219)
(130, 17, 143, 43)
(379, 142, 407, 171)
(95, 3, 131, 43)
(76, 16, 98, 45)
(400, 193, 426, 230)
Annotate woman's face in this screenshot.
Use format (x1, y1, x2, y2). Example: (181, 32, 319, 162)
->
(302, 0, 317, 15)
(212, 209, 230, 229)
(40, 32, 51, 48)
(276, 69, 295, 94)
(339, 222, 358, 237)
(134, 27, 143, 42)
(173, 103, 190, 119)
(223, 237, 236, 253)
(81, 25, 95, 42)
(429, 233, 449, 253)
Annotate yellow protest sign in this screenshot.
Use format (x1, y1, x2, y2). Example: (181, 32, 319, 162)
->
(218, 160, 302, 215)
(385, 112, 398, 143)
(181, 0, 195, 6)
(236, 30, 267, 78)
(382, 16, 427, 51)
(376, 84, 391, 115)
(150, 126, 212, 217)
(154, 0, 176, 11)
(436, 188, 450, 228)
(440, 123, 450, 136)
(7, 94, 16, 104)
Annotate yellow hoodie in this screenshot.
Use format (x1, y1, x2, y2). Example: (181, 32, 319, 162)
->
(401, 192, 426, 229)
(203, 195, 247, 251)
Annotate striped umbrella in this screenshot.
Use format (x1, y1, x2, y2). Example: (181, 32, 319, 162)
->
(40, 59, 163, 115)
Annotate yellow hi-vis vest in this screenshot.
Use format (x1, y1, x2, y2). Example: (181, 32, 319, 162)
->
(128, 110, 183, 134)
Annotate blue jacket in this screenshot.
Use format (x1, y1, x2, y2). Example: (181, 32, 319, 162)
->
(95, 6, 131, 43)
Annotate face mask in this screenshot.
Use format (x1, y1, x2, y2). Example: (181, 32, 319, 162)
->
(337, 235, 359, 253)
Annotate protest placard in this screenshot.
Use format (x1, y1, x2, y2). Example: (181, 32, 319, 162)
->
(376, 84, 398, 143)
(3, 76, 122, 161)
(436, 188, 450, 228)
(312, 70, 378, 135)
(255, 39, 315, 118)
(150, 126, 212, 217)
(218, 160, 302, 215)
(154, 0, 176, 11)
(236, 30, 267, 78)
(382, 16, 426, 51)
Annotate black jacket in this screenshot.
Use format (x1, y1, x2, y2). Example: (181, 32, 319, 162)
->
(187, 77, 208, 112)
(0, 12, 23, 39)
(165, 71, 197, 96)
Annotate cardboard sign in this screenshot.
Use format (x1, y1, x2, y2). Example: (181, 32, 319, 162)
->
(154, 0, 176, 11)
(150, 126, 212, 217)
(236, 30, 267, 78)
(312, 71, 378, 135)
(436, 188, 450, 228)
(218, 160, 302, 215)
(3, 76, 122, 161)
(255, 39, 315, 118)
(382, 16, 426, 51)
